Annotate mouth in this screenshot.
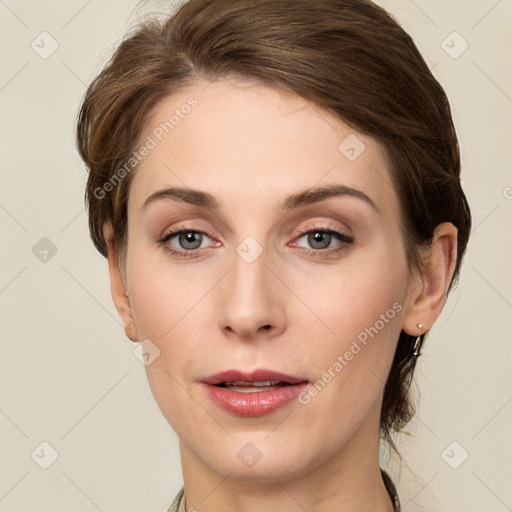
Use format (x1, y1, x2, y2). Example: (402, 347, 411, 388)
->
(202, 369, 308, 388)
(214, 380, 294, 393)
(201, 369, 309, 417)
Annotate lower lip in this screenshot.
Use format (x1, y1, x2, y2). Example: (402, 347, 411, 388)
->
(202, 383, 309, 417)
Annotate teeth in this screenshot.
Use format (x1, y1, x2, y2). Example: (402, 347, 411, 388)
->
(228, 386, 274, 393)
(223, 381, 283, 387)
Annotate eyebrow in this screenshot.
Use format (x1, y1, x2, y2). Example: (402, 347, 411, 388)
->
(142, 183, 379, 213)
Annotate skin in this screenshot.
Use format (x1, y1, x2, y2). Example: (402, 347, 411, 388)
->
(103, 76, 457, 512)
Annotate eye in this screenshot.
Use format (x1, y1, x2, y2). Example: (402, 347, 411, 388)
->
(159, 228, 217, 258)
(293, 226, 354, 257)
(299, 231, 338, 250)
(158, 224, 354, 260)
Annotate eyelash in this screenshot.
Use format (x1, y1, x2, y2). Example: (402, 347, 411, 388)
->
(158, 223, 354, 260)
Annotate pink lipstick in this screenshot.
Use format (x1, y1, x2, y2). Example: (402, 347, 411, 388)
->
(201, 369, 309, 417)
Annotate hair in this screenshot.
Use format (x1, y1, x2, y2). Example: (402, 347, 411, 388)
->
(76, 0, 471, 450)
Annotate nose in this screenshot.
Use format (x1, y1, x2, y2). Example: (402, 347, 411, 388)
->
(217, 248, 286, 341)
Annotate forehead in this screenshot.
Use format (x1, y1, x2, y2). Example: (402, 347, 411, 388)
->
(129, 77, 397, 218)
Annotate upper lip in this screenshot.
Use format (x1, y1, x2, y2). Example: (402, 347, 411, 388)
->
(202, 369, 308, 386)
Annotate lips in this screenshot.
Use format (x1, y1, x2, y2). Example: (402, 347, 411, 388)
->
(201, 369, 309, 417)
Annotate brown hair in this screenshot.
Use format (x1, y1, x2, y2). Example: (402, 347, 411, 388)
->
(76, 0, 471, 449)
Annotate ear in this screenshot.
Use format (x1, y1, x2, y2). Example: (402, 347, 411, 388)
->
(402, 222, 458, 336)
(103, 224, 139, 343)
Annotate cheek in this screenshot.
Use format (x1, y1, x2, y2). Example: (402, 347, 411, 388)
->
(126, 242, 204, 341)
(293, 251, 407, 344)
(127, 259, 208, 427)
(125, 247, 214, 393)
(290, 250, 407, 406)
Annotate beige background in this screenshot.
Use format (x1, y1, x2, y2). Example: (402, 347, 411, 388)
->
(0, 0, 511, 511)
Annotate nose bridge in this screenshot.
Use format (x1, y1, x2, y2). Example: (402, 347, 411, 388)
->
(217, 239, 284, 338)
(232, 249, 269, 305)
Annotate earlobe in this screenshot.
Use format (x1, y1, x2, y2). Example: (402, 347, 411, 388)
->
(103, 224, 140, 343)
(402, 222, 458, 336)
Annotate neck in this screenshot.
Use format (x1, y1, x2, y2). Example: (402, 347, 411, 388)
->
(179, 404, 395, 512)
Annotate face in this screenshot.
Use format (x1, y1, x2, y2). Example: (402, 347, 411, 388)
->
(120, 76, 416, 482)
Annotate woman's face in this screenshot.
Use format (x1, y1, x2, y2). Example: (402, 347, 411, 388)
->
(120, 77, 416, 481)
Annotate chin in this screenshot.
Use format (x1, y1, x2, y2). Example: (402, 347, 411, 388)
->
(194, 435, 324, 483)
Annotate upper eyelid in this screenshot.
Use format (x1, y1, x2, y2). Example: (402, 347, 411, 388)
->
(151, 202, 359, 240)
(164, 221, 348, 237)
(296, 221, 351, 235)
